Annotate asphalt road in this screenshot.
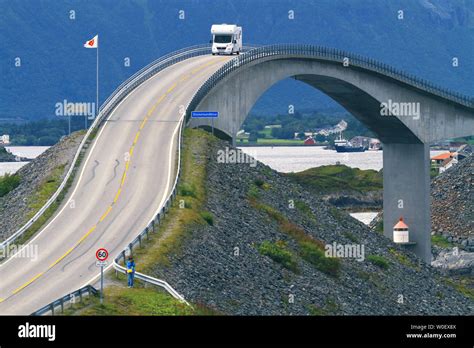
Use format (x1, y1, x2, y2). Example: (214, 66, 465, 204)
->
(0, 54, 232, 315)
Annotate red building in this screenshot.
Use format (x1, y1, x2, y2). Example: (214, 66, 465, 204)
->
(304, 136, 316, 145)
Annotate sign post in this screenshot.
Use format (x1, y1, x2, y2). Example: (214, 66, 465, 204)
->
(95, 248, 109, 304)
(191, 111, 219, 136)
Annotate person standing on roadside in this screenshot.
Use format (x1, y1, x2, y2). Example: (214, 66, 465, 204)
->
(126, 256, 136, 288)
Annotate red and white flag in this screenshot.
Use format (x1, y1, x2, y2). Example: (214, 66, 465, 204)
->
(84, 35, 98, 48)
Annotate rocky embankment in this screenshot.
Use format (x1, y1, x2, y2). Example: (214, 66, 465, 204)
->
(431, 154, 473, 247)
(0, 147, 29, 162)
(151, 132, 472, 315)
(369, 154, 473, 275)
(0, 132, 84, 242)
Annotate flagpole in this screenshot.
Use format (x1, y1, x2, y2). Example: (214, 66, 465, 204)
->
(96, 38, 99, 124)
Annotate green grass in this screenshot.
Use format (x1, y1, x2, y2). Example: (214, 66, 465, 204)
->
(286, 164, 382, 194)
(200, 211, 214, 226)
(343, 231, 359, 243)
(431, 234, 453, 248)
(250, 199, 341, 277)
(0, 173, 21, 197)
(307, 298, 340, 315)
(329, 206, 346, 221)
(65, 286, 216, 316)
(6, 131, 87, 248)
(443, 277, 474, 300)
(247, 184, 261, 199)
(26, 165, 66, 215)
(258, 240, 300, 273)
(299, 241, 340, 277)
(130, 129, 214, 270)
(179, 182, 197, 197)
(388, 248, 419, 270)
(294, 200, 316, 221)
(366, 254, 390, 270)
(13, 164, 67, 246)
(253, 177, 271, 190)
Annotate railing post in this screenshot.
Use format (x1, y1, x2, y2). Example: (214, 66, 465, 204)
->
(60, 298, 64, 313)
(50, 303, 55, 316)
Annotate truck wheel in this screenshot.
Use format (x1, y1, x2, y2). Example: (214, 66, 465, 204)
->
(212, 53, 215, 56)
(237, 51, 240, 55)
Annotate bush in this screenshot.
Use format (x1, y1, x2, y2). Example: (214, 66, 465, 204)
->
(367, 254, 389, 269)
(200, 211, 214, 226)
(247, 184, 260, 199)
(254, 178, 265, 187)
(179, 183, 196, 197)
(258, 240, 299, 273)
(0, 173, 21, 197)
(300, 241, 341, 277)
(431, 235, 453, 248)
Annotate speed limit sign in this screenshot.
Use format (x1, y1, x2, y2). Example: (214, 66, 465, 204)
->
(96, 248, 108, 261)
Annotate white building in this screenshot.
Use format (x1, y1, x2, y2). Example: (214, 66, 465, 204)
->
(0, 135, 10, 145)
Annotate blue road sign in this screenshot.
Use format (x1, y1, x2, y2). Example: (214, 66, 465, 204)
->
(191, 111, 219, 118)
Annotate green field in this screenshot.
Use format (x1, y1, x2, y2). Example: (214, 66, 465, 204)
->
(286, 164, 383, 194)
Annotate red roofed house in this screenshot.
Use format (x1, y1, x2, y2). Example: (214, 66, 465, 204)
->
(431, 152, 458, 173)
(304, 136, 316, 145)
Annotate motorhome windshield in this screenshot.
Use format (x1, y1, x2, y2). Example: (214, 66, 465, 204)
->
(214, 35, 232, 43)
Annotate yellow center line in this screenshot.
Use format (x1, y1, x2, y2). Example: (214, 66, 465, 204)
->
(13, 272, 44, 294)
(8, 57, 228, 299)
(48, 247, 74, 268)
(120, 172, 127, 187)
(157, 95, 165, 104)
(167, 83, 177, 93)
(133, 131, 140, 145)
(113, 188, 122, 203)
(99, 206, 113, 222)
(180, 74, 190, 82)
(77, 225, 97, 244)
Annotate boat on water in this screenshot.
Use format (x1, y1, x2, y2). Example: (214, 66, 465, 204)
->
(334, 133, 367, 153)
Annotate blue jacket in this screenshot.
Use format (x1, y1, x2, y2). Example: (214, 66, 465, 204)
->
(126, 260, 135, 273)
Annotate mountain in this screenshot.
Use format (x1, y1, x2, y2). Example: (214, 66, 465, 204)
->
(1, 0, 473, 120)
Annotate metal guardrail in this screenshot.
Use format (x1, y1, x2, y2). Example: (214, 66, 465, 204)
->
(31, 285, 98, 316)
(0, 44, 219, 255)
(26, 44, 260, 314)
(186, 44, 474, 122)
(112, 114, 188, 304)
(110, 45, 260, 304)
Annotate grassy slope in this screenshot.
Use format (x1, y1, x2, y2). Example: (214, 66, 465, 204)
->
(66, 129, 217, 315)
(0, 173, 21, 197)
(286, 164, 382, 194)
(65, 285, 215, 315)
(130, 128, 214, 272)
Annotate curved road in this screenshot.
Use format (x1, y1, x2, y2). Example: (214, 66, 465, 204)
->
(0, 54, 232, 314)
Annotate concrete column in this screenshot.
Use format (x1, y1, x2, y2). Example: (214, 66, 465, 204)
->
(382, 143, 431, 263)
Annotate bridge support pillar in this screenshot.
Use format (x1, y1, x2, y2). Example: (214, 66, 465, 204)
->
(382, 143, 431, 263)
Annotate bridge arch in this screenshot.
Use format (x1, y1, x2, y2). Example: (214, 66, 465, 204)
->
(187, 45, 474, 262)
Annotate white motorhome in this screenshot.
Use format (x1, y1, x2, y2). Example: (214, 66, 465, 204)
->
(210, 24, 242, 55)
